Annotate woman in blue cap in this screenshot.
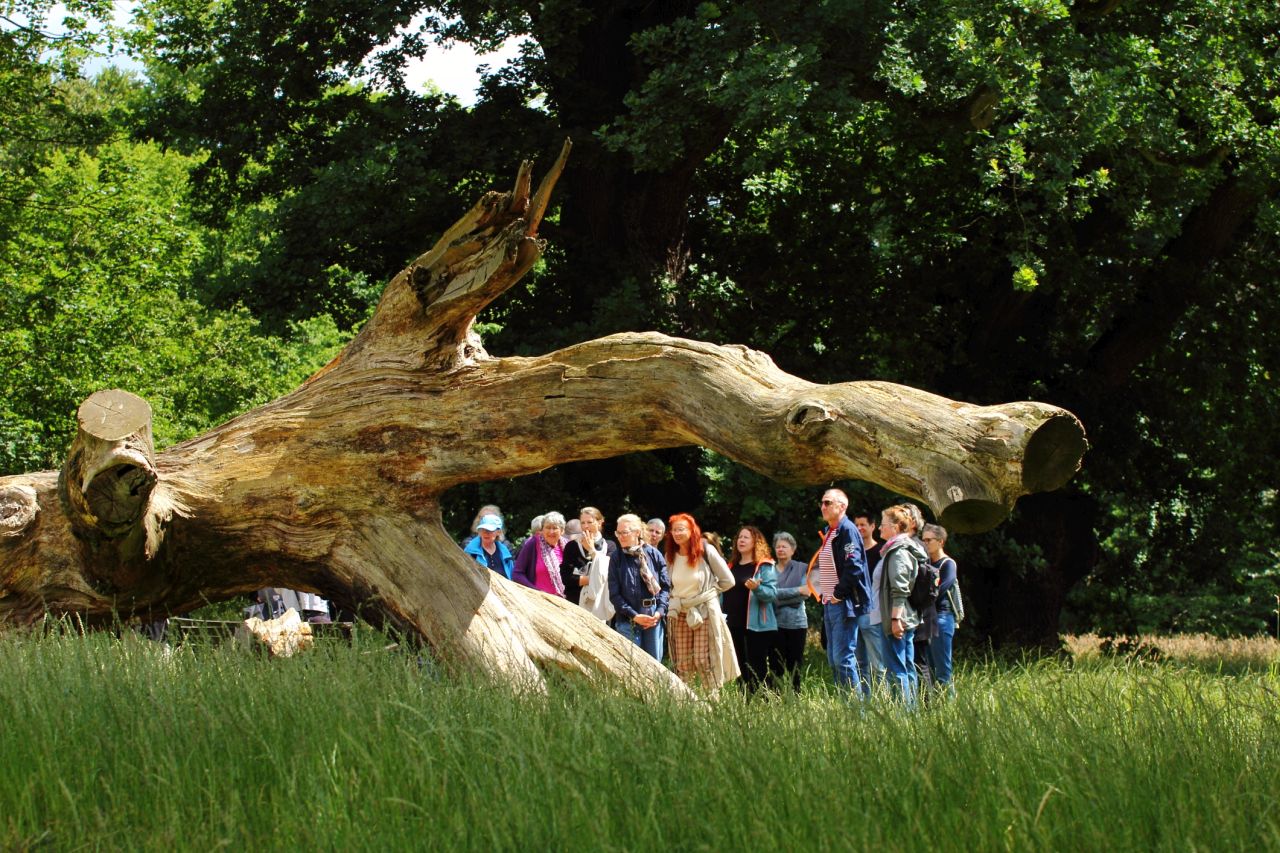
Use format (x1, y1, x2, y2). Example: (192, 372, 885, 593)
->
(464, 513, 515, 580)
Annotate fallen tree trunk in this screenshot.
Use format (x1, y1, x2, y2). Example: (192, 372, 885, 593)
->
(0, 142, 1086, 694)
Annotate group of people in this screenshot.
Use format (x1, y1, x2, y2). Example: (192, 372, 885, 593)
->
(461, 489, 962, 703)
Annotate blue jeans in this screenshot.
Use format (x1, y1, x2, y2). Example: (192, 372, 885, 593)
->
(856, 614, 886, 697)
(823, 603, 861, 694)
(616, 616, 664, 661)
(880, 626, 918, 706)
(928, 609, 956, 690)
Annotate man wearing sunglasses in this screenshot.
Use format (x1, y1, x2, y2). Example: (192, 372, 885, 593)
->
(811, 489, 872, 695)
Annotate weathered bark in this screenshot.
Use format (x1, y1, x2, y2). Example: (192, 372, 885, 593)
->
(0, 144, 1086, 693)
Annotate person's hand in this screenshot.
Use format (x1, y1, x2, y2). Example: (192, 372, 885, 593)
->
(744, 578, 759, 590)
(633, 614, 658, 629)
(578, 576, 589, 587)
(889, 616, 905, 640)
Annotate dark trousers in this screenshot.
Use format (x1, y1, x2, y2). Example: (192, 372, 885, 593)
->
(745, 630, 776, 692)
(771, 626, 807, 691)
(728, 625, 749, 687)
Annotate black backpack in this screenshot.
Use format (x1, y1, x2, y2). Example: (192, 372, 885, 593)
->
(907, 546, 941, 611)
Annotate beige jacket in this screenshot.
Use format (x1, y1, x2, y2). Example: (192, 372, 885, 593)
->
(669, 545, 740, 688)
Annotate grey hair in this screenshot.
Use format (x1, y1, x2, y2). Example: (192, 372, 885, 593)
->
(646, 517, 666, 530)
(823, 488, 849, 507)
(529, 514, 544, 535)
(542, 511, 567, 529)
(773, 531, 798, 550)
(922, 523, 947, 543)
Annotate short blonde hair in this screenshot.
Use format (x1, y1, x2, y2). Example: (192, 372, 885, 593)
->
(616, 513, 643, 535)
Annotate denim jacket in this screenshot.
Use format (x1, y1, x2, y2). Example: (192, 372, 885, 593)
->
(773, 559, 809, 630)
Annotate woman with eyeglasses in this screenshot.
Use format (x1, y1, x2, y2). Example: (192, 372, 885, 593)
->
(664, 513, 739, 689)
(921, 523, 959, 692)
(721, 525, 778, 692)
(512, 511, 568, 597)
(770, 531, 809, 692)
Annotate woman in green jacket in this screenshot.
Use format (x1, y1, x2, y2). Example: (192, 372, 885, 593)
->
(876, 505, 928, 705)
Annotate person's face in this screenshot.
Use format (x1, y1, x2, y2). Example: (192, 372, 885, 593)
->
(617, 522, 640, 547)
(922, 532, 943, 560)
(580, 513, 599, 538)
(879, 514, 896, 542)
(775, 539, 794, 564)
(479, 528, 499, 547)
(670, 520, 691, 549)
(646, 522, 665, 546)
(854, 516, 875, 540)
(735, 528, 755, 560)
(542, 522, 564, 546)
(821, 492, 846, 524)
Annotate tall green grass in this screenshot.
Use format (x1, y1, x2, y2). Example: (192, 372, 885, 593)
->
(1, 628, 1277, 851)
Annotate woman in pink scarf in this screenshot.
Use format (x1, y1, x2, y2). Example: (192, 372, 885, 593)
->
(513, 511, 568, 597)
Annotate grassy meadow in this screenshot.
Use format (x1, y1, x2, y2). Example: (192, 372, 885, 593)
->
(1, 626, 1278, 851)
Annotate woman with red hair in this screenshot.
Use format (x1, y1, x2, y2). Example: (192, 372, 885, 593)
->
(665, 513, 739, 690)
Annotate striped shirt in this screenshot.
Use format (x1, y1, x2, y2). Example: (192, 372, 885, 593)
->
(817, 529, 838, 602)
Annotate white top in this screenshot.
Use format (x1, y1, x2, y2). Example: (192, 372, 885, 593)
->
(670, 546, 731, 603)
(868, 558, 884, 624)
(670, 555, 703, 600)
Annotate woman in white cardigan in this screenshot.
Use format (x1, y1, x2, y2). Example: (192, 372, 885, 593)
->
(664, 513, 740, 690)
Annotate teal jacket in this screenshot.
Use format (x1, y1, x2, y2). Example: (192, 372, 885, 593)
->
(747, 562, 779, 632)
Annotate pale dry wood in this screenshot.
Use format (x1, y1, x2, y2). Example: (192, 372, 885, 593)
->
(0, 149, 1085, 695)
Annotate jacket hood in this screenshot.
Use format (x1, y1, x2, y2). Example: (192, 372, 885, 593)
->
(883, 536, 928, 563)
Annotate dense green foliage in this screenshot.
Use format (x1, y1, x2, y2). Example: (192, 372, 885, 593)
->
(2, 0, 1278, 638)
(1, 631, 1278, 849)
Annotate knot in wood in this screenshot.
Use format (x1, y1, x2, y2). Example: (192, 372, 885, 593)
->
(785, 401, 836, 436)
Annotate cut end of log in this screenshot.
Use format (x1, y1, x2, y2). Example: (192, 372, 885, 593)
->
(0, 484, 39, 538)
(937, 498, 1010, 534)
(77, 389, 153, 442)
(1022, 413, 1088, 494)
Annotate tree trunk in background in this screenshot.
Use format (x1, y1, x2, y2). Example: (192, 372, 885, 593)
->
(0, 148, 1085, 693)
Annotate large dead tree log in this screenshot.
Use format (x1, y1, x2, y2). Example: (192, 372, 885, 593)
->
(0, 142, 1086, 694)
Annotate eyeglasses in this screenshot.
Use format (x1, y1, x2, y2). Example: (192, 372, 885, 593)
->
(820, 499, 841, 507)
(922, 537, 939, 543)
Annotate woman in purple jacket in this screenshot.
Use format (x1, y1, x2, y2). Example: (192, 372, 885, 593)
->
(512, 511, 569, 597)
